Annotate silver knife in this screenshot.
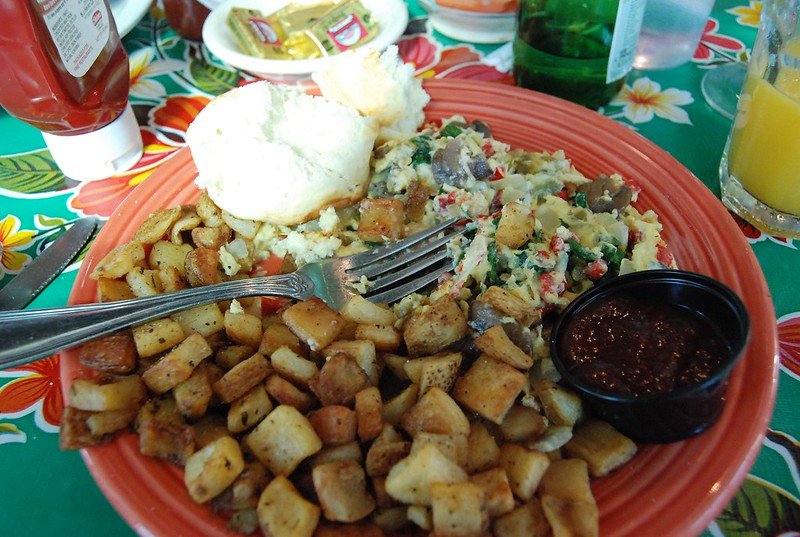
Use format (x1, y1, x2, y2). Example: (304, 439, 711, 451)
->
(0, 217, 99, 310)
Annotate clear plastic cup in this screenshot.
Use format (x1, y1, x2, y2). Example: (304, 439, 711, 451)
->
(633, 0, 715, 70)
(719, 0, 800, 237)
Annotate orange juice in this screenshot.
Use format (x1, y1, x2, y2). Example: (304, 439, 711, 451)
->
(728, 40, 800, 216)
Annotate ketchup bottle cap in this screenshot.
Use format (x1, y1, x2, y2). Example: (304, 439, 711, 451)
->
(41, 102, 143, 182)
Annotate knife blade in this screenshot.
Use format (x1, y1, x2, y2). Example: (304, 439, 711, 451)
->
(0, 217, 98, 310)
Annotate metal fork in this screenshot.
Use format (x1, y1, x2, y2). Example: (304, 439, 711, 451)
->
(0, 218, 462, 369)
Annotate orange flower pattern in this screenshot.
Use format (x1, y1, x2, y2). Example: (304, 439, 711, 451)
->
(0, 355, 63, 433)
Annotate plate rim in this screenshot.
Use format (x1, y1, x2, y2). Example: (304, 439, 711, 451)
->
(62, 78, 779, 537)
(202, 0, 409, 77)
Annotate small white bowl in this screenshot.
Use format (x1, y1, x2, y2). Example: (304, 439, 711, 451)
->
(202, 0, 408, 79)
(419, 0, 516, 44)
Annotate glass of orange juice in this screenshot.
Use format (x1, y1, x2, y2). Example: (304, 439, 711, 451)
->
(720, 0, 800, 237)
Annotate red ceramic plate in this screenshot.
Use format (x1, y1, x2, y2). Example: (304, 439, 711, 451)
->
(61, 79, 779, 536)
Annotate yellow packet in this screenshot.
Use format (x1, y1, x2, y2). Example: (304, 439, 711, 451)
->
(295, 0, 380, 58)
(270, 1, 339, 34)
(227, 7, 292, 59)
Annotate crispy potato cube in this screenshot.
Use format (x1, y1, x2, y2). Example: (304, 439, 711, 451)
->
(466, 422, 501, 474)
(270, 346, 319, 386)
(478, 286, 542, 327)
(283, 298, 346, 351)
(475, 325, 534, 370)
(529, 425, 574, 453)
(407, 505, 432, 531)
(132, 318, 186, 358)
(159, 266, 187, 293)
(410, 432, 468, 468)
(309, 406, 357, 445)
(365, 441, 411, 477)
(403, 297, 468, 357)
(354, 324, 401, 352)
(245, 405, 322, 475)
(499, 444, 550, 501)
(541, 494, 599, 537)
(341, 296, 396, 326)
(309, 353, 369, 406)
(184, 247, 223, 287)
(174, 364, 213, 420)
(169, 212, 202, 245)
(358, 198, 405, 243)
(313, 460, 376, 522)
(381, 384, 418, 426)
(259, 323, 304, 357)
(453, 356, 527, 424)
(265, 375, 317, 414)
(91, 241, 145, 279)
(536, 379, 582, 426)
(228, 385, 273, 434)
(403, 352, 462, 397)
(149, 240, 190, 272)
(59, 407, 114, 449)
(257, 475, 320, 537)
(141, 333, 212, 393)
(401, 387, 469, 438)
(78, 332, 137, 374)
(495, 201, 536, 249)
(125, 267, 162, 297)
(500, 405, 548, 443)
(385, 444, 467, 505)
(493, 499, 550, 537)
(470, 468, 515, 517)
(312, 441, 363, 468)
(97, 277, 136, 302)
(191, 225, 232, 250)
(372, 506, 407, 532)
(215, 344, 256, 370)
(563, 420, 637, 478)
(355, 387, 383, 442)
(69, 375, 146, 411)
(171, 303, 225, 337)
(213, 353, 272, 403)
(224, 310, 263, 347)
(191, 415, 230, 448)
(197, 192, 225, 227)
(136, 396, 194, 465)
(431, 482, 487, 537)
(382, 353, 410, 380)
(540, 459, 593, 502)
(221, 210, 261, 239)
(133, 207, 182, 244)
(184, 436, 245, 503)
(211, 461, 270, 511)
(323, 340, 379, 385)
(86, 408, 138, 436)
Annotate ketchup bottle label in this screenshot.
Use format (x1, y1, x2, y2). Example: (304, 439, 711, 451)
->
(39, 0, 110, 78)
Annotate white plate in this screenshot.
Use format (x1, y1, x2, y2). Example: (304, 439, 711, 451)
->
(202, 0, 408, 78)
(110, 0, 152, 38)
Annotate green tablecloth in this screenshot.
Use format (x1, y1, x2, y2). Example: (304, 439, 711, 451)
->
(0, 0, 797, 534)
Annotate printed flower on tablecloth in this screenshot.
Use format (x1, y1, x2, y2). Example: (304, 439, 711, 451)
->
(730, 211, 796, 249)
(727, 1, 762, 28)
(608, 77, 693, 125)
(397, 34, 514, 84)
(777, 313, 800, 377)
(129, 47, 185, 100)
(68, 95, 210, 218)
(694, 18, 747, 63)
(0, 215, 35, 278)
(0, 422, 26, 445)
(0, 356, 62, 433)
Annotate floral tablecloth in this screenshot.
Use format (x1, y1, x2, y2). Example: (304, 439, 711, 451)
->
(0, 1, 797, 535)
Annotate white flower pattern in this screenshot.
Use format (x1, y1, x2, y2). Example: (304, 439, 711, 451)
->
(609, 77, 694, 125)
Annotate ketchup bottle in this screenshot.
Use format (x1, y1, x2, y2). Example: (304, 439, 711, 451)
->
(0, 0, 143, 181)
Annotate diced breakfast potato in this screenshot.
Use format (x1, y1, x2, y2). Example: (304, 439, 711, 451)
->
(309, 353, 369, 406)
(358, 198, 405, 243)
(212, 353, 271, 403)
(541, 494, 599, 537)
(78, 332, 137, 374)
(470, 467, 515, 517)
(313, 460, 376, 522)
(492, 499, 551, 537)
(384, 444, 467, 506)
(453, 356, 527, 424)
(475, 325, 534, 370)
(536, 380, 583, 427)
(224, 310, 263, 347)
(381, 384, 418, 426)
(91, 242, 145, 279)
(466, 422, 501, 474)
(132, 318, 186, 358)
(341, 296, 396, 326)
(322, 340, 379, 386)
(495, 201, 536, 249)
(132, 207, 183, 244)
(173, 365, 213, 420)
(125, 267, 163, 297)
(264, 374, 317, 414)
(540, 459, 593, 502)
(97, 277, 136, 302)
(499, 444, 551, 501)
(355, 387, 383, 442)
(401, 387, 469, 438)
(184, 436, 244, 503)
(403, 297, 468, 357)
(403, 352, 462, 397)
(257, 475, 320, 537)
(259, 323, 303, 356)
(270, 346, 318, 386)
(312, 441, 363, 468)
(170, 212, 202, 245)
(184, 247, 224, 287)
(149, 240, 190, 273)
(197, 192, 225, 227)
(245, 405, 322, 475)
(407, 504, 432, 531)
(191, 225, 232, 250)
(136, 396, 194, 465)
(410, 432, 468, 468)
(478, 286, 542, 327)
(365, 440, 411, 477)
(171, 304, 225, 337)
(227, 385, 273, 434)
(500, 405, 548, 443)
(430, 481, 488, 537)
(141, 333, 213, 394)
(283, 298, 346, 350)
(211, 461, 270, 511)
(563, 420, 637, 478)
(309, 406, 357, 446)
(221, 210, 261, 239)
(60, 407, 115, 449)
(85, 408, 138, 436)
(159, 267, 186, 293)
(214, 344, 256, 370)
(354, 324, 402, 352)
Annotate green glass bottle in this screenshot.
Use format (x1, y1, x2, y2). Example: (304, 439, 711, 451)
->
(513, 0, 646, 109)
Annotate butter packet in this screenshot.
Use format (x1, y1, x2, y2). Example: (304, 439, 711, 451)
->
(227, 7, 292, 59)
(297, 0, 380, 58)
(270, 1, 339, 35)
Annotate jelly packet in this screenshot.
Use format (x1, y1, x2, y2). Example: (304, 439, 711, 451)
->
(299, 0, 379, 58)
(227, 7, 292, 59)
